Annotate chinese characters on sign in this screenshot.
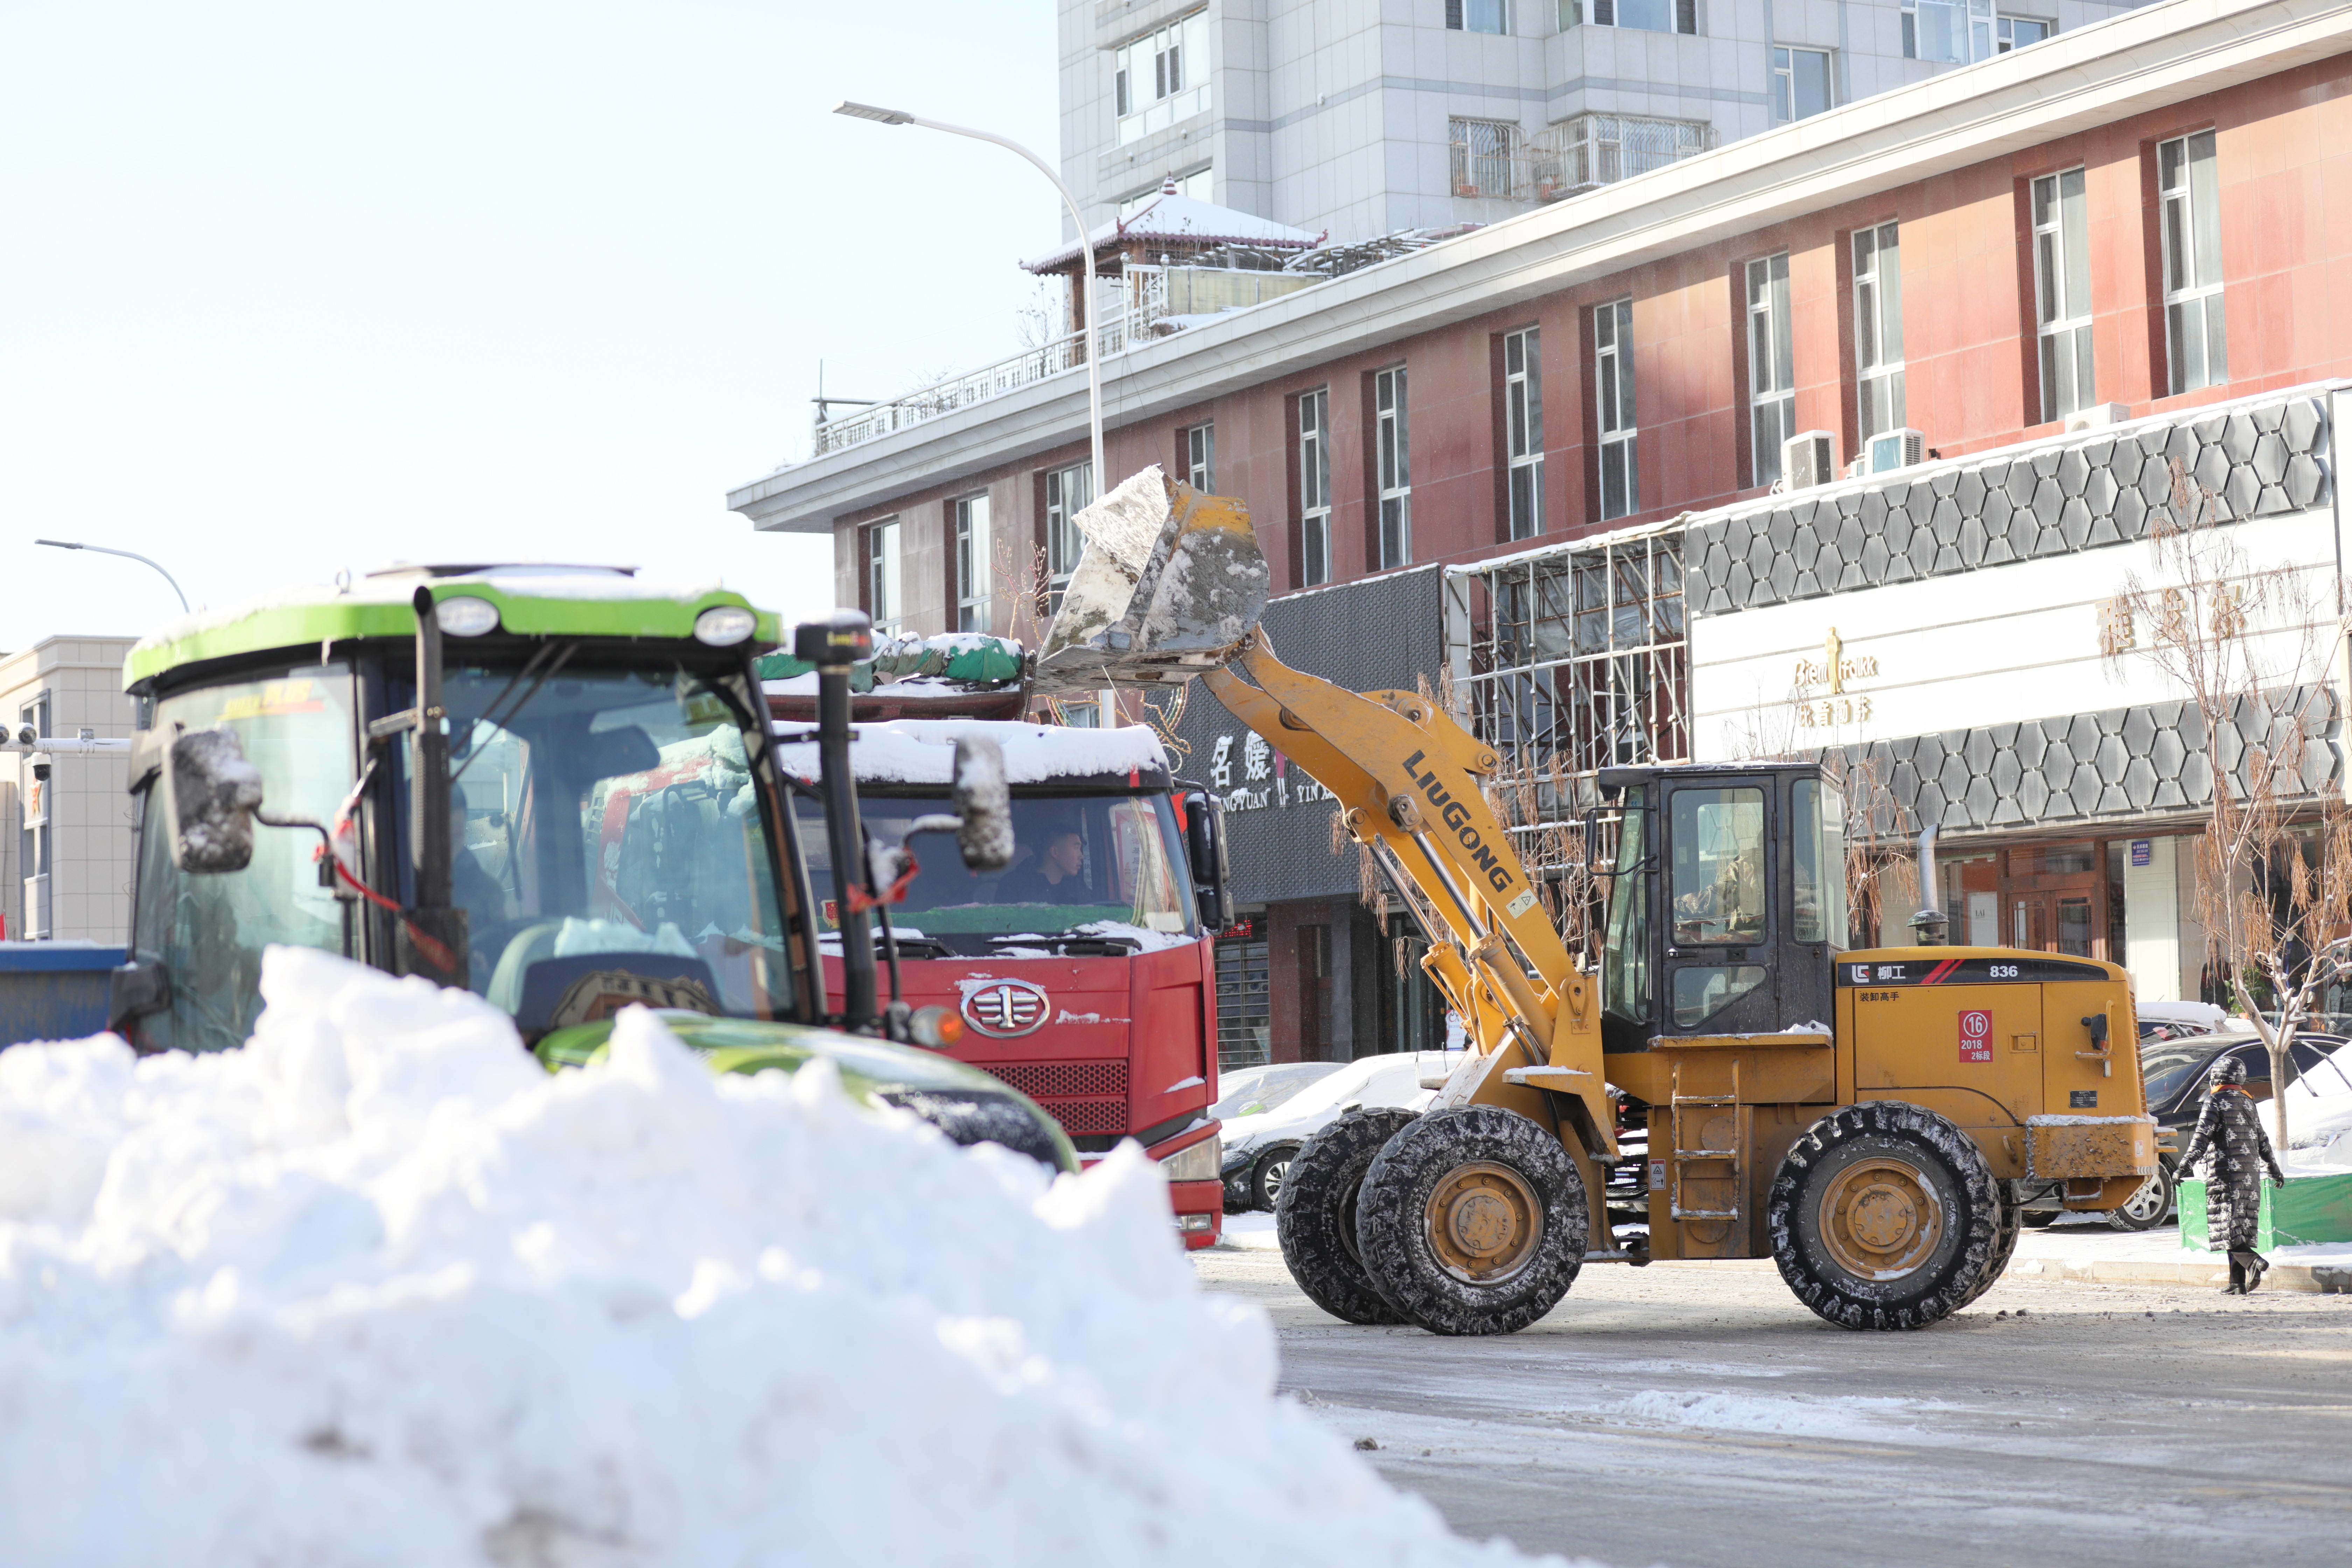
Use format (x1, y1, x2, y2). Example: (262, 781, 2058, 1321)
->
(1205, 732, 1335, 813)
(1792, 627, 1879, 729)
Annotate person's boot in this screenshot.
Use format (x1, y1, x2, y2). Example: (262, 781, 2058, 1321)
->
(2241, 1251, 2269, 1295)
(2223, 1254, 2246, 1294)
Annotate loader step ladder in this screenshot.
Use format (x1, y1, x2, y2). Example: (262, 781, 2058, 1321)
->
(1668, 1055, 1743, 1223)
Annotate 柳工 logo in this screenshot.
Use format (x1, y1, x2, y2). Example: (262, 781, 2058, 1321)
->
(962, 980, 1050, 1038)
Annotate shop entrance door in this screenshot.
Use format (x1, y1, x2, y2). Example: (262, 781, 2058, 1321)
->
(2007, 889, 2096, 957)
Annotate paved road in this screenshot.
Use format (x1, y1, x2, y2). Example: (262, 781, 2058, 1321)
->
(1195, 1244, 2352, 1568)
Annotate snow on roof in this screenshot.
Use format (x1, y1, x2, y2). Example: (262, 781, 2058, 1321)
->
(1022, 191, 1321, 274)
(773, 718, 1170, 787)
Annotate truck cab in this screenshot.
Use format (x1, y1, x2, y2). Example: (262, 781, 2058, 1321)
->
(771, 700, 1230, 1247)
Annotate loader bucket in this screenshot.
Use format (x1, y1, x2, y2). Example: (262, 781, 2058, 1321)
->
(1031, 465, 1270, 693)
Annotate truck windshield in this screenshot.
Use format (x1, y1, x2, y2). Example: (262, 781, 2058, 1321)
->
(798, 791, 1197, 955)
(417, 658, 794, 1028)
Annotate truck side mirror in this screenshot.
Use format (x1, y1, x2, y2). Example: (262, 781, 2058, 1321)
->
(1182, 788, 1232, 930)
(168, 727, 264, 874)
(952, 736, 1013, 873)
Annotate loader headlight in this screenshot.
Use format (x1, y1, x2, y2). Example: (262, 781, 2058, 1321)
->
(693, 605, 758, 646)
(1159, 1132, 1222, 1183)
(435, 595, 500, 637)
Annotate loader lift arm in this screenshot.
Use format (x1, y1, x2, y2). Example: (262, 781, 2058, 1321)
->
(1202, 631, 1617, 1178)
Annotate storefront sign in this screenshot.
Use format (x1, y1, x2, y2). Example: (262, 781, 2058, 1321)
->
(2130, 839, 2152, 867)
(1206, 732, 1335, 814)
(1792, 627, 1880, 728)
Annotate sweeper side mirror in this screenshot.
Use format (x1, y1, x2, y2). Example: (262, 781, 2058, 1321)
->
(167, 727, 265, 873)
(1181, 788, 1233, 930)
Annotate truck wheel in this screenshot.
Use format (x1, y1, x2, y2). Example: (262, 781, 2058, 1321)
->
(1275, 1110, 1419, 1325)
(1251, 1143, 1303, 1212)
(1768, 1101, 2001, 1331)
(2106, 1163, 2176, 1232)
(1353, 1106, 1588, 1337)
(1954, 1190, 2020, 1310)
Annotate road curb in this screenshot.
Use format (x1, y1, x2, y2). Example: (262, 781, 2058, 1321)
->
(2009, 1256, 2352, 1294)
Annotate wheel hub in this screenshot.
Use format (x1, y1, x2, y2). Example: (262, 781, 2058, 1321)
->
(1424, 1161, 1542, 1284)
(1817, 1156, 1943, 1280)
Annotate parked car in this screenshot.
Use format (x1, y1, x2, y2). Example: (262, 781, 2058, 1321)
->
(1210, 1061, 1344, 1125)
(1219, 1051, 1451, 1213)
(2137, 1000, 2228, 1042)
(2023, 1028, 2348, 1230)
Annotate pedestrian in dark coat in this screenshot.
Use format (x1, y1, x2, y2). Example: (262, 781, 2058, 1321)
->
(2177, 1056, 2288, 1293)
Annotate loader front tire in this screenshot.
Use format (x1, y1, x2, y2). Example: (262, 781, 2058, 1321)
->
(1354, 1106, 1587, 1337)
(1275, 1109, 1419, 1325)
(1769, 1101, 2002, 1331)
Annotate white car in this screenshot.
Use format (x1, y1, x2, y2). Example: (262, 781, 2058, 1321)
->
(1219, 1051, 1455, 1212)
(1211, 1061, 1344, 1124)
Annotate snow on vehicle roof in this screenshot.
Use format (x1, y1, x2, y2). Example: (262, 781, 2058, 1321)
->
(773, 718, 1171, 787)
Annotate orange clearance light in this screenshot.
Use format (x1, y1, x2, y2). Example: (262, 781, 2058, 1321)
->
(909, 1005, 964, 1049)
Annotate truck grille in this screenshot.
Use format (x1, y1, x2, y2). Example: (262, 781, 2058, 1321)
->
(981, 1060, 1129, 1136)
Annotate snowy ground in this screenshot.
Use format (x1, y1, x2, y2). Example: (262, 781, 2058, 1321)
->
(0, 949, 1577, 1568)
(1200, 1234, 2352, 1568)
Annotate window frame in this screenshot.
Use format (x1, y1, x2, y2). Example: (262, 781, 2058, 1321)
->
(1852, 221, 1906, 444)
(1113, 12, 1210, 146)
(864, 516, 901, 633)
(2031, 166, 2096, 423)
(1448, 118, 1521, 200)
(2157, 130, 2227, 397)
(1447, 0, 1512, 31)
(1297, 389, 1331, 587)
(952, 492, 992, 634)
(1772, 46, 1833, 123)
(1043, 462, 1093, 611)
(1562, 0, 1699, 32)
(1373, 366, 1412, 570)
(1744, 253, 1796, 488)
(1504, 326, 1546, 540)
(1594, 300, 1639, 521)
(1182, 421, 1215, 492)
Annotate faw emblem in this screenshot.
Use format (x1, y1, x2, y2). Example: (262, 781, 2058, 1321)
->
(962, 980, 1050, 1038)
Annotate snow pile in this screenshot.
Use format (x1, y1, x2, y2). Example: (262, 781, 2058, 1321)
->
(0, 949, 1545, 1568)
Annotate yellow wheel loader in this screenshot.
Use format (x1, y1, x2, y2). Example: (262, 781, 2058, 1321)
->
(1036, 469, 2157, 1335)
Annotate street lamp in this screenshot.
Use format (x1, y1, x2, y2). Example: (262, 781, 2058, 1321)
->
(35, 539, 189, 613)
(832, 101, 1105, 488)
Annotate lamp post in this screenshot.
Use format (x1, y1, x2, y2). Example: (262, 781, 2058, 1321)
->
(35, 539, 189, 613)
(830, 102, 1105, 491)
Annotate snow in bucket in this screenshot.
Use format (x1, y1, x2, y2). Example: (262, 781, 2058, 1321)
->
(0, 947, 1572, 1568)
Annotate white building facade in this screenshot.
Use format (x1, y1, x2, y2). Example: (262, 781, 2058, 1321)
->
(1063, 0, 2148, 239)
(1, 637, 138, 945)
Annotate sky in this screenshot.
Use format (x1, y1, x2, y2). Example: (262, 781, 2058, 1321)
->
(1, 1, 1064, 654)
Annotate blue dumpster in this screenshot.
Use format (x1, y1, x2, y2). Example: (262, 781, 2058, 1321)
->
(0, 944, 126, 1047)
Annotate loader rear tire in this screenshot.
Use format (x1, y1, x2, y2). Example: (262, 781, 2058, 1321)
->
(1354, 1106, 1588, 1337)
(1276, 1109, 1419, 1325)
(1954, 1189, 2020, 1310)
(1768, 1101, 2001, 1331)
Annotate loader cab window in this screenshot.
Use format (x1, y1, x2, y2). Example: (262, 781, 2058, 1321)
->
(1671, 787, 1766, 945)
(1792, 778, 1848, 947)
(1602, 787, 1650, 1025)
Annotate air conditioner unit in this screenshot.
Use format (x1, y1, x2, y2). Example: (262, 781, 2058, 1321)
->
(1868, 428, 1926, 473)
(1782, 430, 1836, 490)
(2062, 402, 2130, 434)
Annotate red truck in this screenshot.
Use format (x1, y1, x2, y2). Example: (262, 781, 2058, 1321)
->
(770, 653, 1231, 1247)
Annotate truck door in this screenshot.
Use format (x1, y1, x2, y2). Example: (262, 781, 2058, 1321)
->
(1660, 780, 1779, 1038)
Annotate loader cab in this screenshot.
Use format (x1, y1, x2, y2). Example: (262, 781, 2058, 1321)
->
(1594, 762, 1844, 1054)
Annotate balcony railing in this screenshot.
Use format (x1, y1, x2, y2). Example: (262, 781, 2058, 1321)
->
(1449, 113, 1715, 205)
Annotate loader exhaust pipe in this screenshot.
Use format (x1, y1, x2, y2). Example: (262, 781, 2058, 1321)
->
(1908, 820, 1950, 947)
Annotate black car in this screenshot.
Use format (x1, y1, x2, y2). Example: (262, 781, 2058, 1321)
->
(2023, 1030, 2350, 1230)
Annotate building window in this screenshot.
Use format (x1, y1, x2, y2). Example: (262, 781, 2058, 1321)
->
(953, 494, 991, 633)
(2032, 167, 2095, 423)
(1745, 253, 1795, 487)
(1044, 462, 1093, 610)
(1448, 119, 1521, 199)
(1182, 422, 1215, 492)
(1996, 15, 2050, 49)
(1298, 390, 1331, 587)
(1447, 0, 1511, 32)
(18, 696, 50, 941)
(1853, 222, 1906, 443)
(1903, 0, 2049, 59)
(1374, 366, 1412, 569)
(1550, 114, 1711, 190)
(863, 517, 901, 633)
(1114, 12, 1210, 146)
(2159, 130, 2227, 396)
(1504, 327, 1546, 540)
(1772, 47, 1833, 122)
(1595, 301, 1639, 520)
(1561, 0, 1697, 32)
